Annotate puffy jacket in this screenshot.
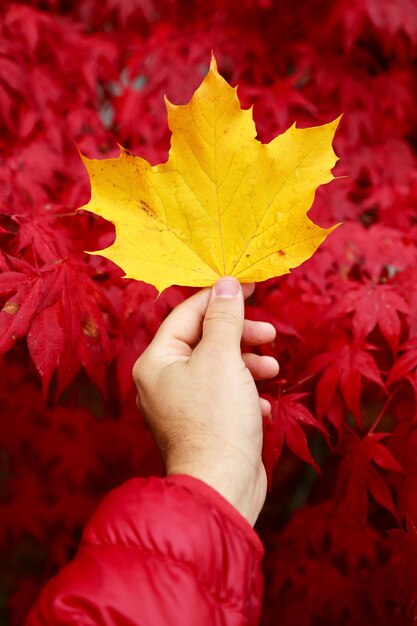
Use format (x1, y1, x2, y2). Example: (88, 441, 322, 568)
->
(25, 475, 264, 626)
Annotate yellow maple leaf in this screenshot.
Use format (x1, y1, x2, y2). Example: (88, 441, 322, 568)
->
(80, 55, 340, 294)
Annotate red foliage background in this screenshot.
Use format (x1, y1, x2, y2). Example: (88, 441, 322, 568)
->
(1, 1, 417, 624)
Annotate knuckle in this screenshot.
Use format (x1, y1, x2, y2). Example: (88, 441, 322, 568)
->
(132, 352, 150, 385)
(204, 309, 238, 327)
(132, 357, 142, 382)
(135, 393, 143, 411)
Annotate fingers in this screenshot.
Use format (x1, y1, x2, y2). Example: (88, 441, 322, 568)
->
(241, 282, 255, 299)
(260, 397, 272, 417)
(200, 277, 244, 355)
(242, 353, 279, 380)
(152, 280, 255, 356)
(242, 319, 276, 346)
(153, 287, 211, 354)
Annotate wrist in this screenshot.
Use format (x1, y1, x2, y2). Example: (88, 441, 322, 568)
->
(166, 457, 266, 526)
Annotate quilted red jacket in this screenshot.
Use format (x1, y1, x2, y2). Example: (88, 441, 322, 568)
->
(25, 475, 264, 626)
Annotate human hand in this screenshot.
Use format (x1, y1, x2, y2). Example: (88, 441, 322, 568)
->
(132, 277, 279, 526)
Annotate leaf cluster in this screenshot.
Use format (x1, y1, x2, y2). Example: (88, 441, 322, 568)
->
(1, 1, 417, 625)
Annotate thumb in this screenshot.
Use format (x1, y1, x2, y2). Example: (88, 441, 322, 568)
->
(201, 277, 244, 353)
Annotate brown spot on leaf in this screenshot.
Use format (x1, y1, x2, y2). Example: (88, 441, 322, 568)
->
(3, 302, 19, 315)
(139, 200, 156, 218)
(83, 316, 98, 338)
(278, 249, 286, 256)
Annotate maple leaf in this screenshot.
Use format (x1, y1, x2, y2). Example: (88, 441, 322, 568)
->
(80, 55, 340, 293)
(0, 255, 111, 393)
(263, 393, 328, 488)
(337, 431, 401, 523)
(4, 1, 417, 622)
(390, 423, 417, 524)
(310, 333, 384, 421)
(335, 282, 408, 350)
(387, 339, 417, 401)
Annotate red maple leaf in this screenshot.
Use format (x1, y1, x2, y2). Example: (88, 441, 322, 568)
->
(335, 281, 408, 349)
(0, 255, 111, 393)
(310, 333, 384, 422)
(336, 431, 401, 523)
(2, 1, 417, 623)
(387, 339, 417, 402)
(263, 393, 328, 488)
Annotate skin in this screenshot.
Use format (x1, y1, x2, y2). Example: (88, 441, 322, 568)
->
(132, 276, 279, 526)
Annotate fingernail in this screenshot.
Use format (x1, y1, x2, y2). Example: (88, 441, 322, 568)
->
(214, 277, 240, 298)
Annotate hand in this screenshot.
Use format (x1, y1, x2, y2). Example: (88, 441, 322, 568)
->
(132, 277, 279, 526)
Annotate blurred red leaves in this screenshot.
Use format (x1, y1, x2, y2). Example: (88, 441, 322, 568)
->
(1, 0, 417, 624)
(263, 393, 328, 487)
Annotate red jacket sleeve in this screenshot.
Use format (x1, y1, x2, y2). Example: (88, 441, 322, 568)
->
(25, 475, 264, 626)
